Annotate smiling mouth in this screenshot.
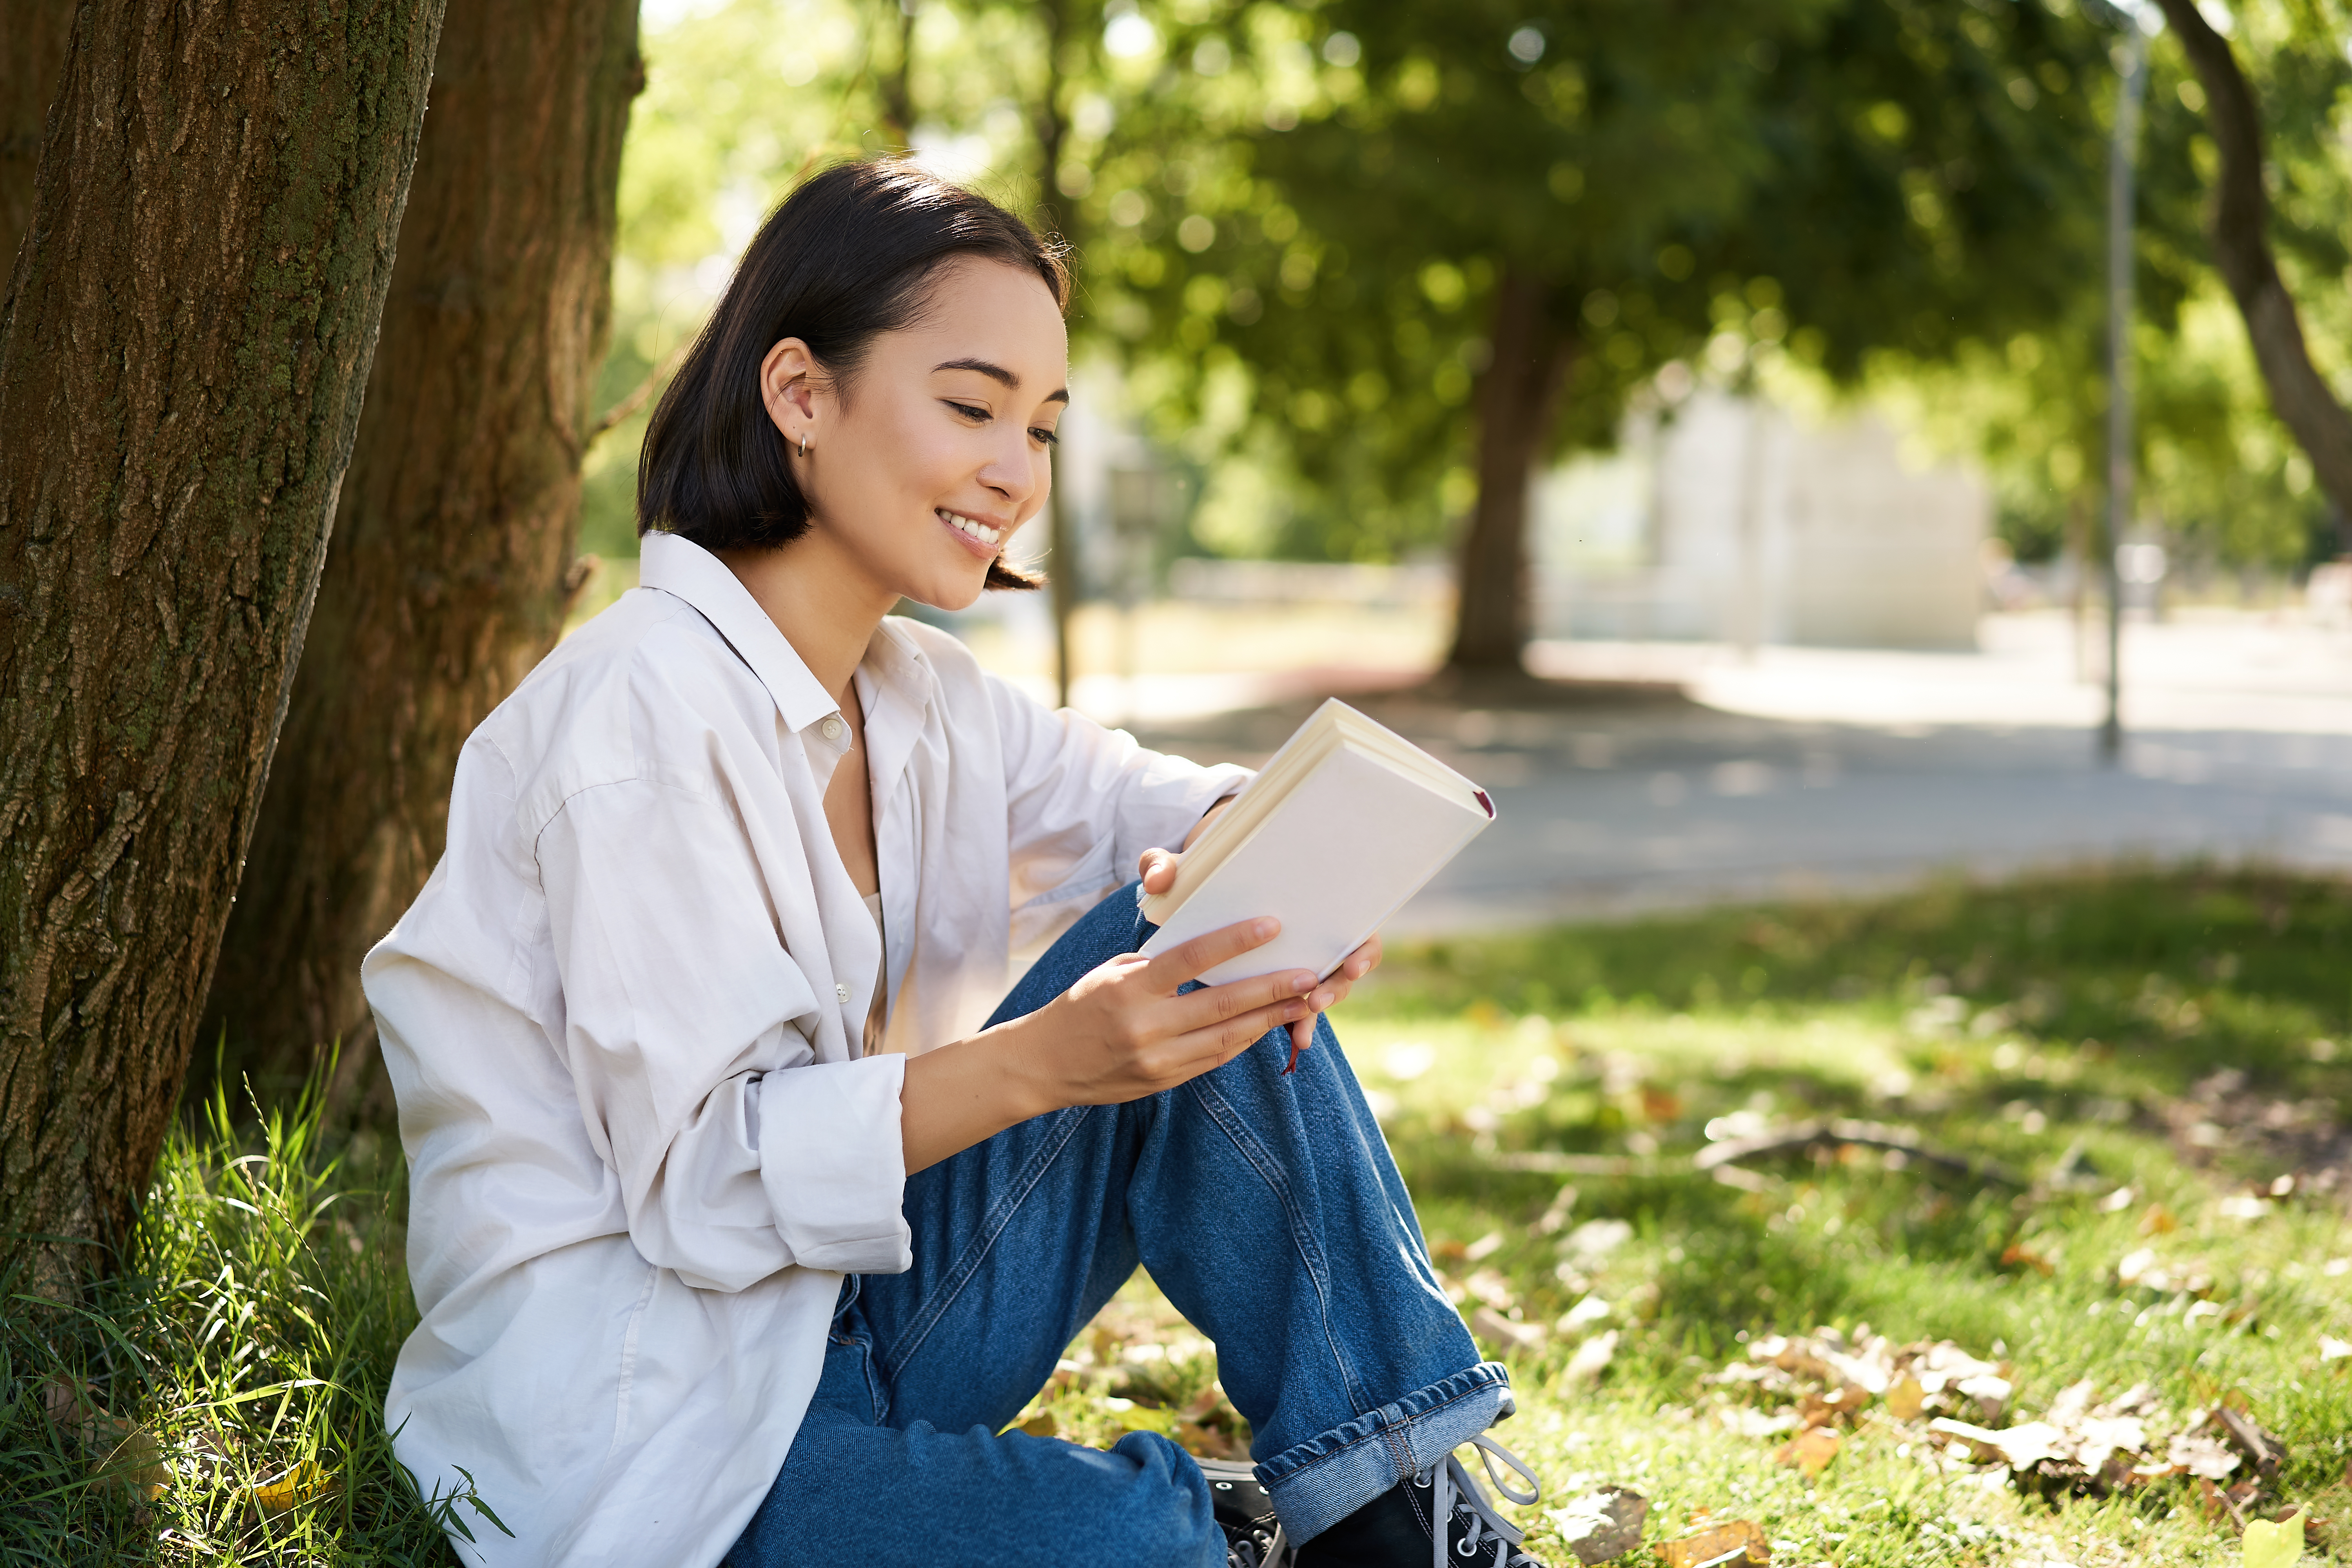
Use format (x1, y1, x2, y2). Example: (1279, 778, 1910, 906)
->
(937, 508, 1005, 549)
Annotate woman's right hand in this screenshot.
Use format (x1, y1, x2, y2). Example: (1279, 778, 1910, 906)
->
(1013, 918, 1324, 1108)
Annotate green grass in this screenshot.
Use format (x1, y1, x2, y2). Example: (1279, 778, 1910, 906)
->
(1026, 867, 2352, 1566)
(0, 1076, 464, 1566)
(7, 866, 2348, 1565)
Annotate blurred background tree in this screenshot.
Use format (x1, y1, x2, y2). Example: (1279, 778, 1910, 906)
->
(581, 0, 2352, 677)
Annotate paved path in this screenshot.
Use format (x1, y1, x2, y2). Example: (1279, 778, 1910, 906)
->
(1114, 611, 2352, 932)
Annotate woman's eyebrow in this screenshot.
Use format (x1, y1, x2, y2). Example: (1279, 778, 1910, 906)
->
(934, 357, 1071, 404)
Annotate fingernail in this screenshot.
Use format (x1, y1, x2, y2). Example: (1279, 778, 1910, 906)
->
(1292, 972, 1318, 993)
(1254, 917, 1279, 938)
(1310, 990, 1335, 1009)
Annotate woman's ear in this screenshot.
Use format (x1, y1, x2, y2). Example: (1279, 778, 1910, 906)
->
(759, 338, 822, 449)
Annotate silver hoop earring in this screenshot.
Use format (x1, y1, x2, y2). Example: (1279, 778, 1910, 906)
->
(800, 432, 810, 457)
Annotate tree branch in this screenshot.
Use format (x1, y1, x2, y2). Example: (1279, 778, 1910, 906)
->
(586, 338, 691, 445)
(2150, 0, 2352, 530)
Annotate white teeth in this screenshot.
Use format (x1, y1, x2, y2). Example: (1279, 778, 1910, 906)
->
(938, 509, 1002, 546)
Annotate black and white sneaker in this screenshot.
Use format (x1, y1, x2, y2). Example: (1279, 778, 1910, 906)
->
(1293, 1435, 1546, 1568)
(1198, 1458, 1290, 1568)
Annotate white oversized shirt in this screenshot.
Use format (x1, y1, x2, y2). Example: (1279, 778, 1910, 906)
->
(364, 531, 1249, 1568)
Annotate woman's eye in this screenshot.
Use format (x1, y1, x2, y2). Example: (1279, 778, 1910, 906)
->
(946, 401, 989, 423)
(1030, 427, 1061, 448)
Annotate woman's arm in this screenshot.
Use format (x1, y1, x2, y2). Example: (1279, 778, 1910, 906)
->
(897, 799, 1387, 1174)
(897, 915, 1319, 1173)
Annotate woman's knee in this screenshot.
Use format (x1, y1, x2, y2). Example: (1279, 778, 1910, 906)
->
(987, 882, 1149, 1027)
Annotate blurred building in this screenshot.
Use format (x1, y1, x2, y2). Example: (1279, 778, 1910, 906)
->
(1532, 390, 1990, 651)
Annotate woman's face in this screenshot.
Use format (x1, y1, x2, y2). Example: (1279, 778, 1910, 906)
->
(766, 257, 1069, 613)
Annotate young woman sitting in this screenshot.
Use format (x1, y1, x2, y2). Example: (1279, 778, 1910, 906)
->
(365, 158, 1545, 1568)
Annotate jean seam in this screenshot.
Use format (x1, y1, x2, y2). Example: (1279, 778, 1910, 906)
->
(875, 1103, 1093, 1387)
(1256, 1369, 1505, 1482)
(1183, 1057, 1371, 1417)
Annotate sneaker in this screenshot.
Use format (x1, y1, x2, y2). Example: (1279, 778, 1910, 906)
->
(1293, 1434, 1546, 1568)
(1198, 1458, 1290, 1568)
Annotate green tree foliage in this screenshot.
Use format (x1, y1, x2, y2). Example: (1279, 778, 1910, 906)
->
(1057, 0, 2160, 663)
(586, 0, 2349, 621)
(1874, 5, 2349, 574)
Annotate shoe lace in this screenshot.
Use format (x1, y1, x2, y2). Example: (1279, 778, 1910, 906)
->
(1224, 1520, 1287, 1568)
(1423, 1434, 1542, 1568)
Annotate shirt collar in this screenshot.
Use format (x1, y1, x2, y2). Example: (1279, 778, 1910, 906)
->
(639, 531, 841, 732)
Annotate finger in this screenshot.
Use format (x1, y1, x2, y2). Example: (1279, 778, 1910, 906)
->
(1340, 934, 1382, 980)
(1166, 966, 1319, 1034)
(1167, 997, 1313, 1075)
(1286, 1015, 1316, 1072)
(1142, 915, 1281, 989)
(1137, 847, 1179, 895)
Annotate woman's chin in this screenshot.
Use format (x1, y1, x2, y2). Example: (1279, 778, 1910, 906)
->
(902, 568, 991, 616)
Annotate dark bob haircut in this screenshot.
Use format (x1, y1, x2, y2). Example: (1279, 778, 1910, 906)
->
(636, 159, 1069, 590)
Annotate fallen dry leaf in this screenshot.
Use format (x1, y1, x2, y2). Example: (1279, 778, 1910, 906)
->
(93, 1420, 167, 1501)
(1777, 1426, 1842, 1477)
(2001, 1241, 2056, 1276)
(1470, 1305, 1547, 1354)
(1886, 1375, 1926, 1421)
(252, 1459, 334, 1515)
(2140, 1203, 2178, 1236)
(1546, 1485, 1648, 1565)
(1019, 1412, 1057, 1437)
(1563, 1329, 1619, 1384)
(1660, 1519, 1769, 1566)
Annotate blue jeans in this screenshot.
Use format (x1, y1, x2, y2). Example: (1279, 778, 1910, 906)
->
(726, 885, 1508, 1566)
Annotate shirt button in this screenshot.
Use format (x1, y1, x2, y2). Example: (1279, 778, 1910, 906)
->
(835, 982, 851, 1002)
(820, 716, 845, 742)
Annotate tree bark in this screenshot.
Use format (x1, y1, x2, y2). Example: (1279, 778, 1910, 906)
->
(1446, 267, 1576, 672)
(0, 0, 445, 1289)
(2151, 0, 2352, 528)
(200, 0, 642, 1106)
(1034, 0, 1087, 707)
(1, 0, 76, 271)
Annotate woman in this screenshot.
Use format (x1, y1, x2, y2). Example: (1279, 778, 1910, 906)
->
(367, 160, 1545, 1568)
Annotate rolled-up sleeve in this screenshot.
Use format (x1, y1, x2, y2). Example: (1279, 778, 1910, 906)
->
(988, 675, 1253, 913)
(538, 778, 911, 1292)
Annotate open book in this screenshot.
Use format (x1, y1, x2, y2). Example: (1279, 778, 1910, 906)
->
(1139, 699, 1496, 987)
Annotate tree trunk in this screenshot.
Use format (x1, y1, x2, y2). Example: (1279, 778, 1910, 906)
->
(876, 0, 918, 148)
(200, 0, 642, 1107)
(1034, 0, 1087, 707)
(2151, 0, 2352, 527)
(1, 0, 76, 270)
(1446, 268, 1576, 672)
(0, 0, 445, 1290)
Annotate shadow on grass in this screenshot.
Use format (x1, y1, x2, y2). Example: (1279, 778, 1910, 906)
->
(1368, 865, 2352, 1094)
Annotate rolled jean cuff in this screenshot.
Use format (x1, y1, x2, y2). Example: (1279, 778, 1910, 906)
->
(1252, 1361, 1514, 1544)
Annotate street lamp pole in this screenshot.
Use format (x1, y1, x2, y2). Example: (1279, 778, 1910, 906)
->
(2101, 9, 2149, 763)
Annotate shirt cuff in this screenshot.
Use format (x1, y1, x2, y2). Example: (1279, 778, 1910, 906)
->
(755, 1055, 913, 1274)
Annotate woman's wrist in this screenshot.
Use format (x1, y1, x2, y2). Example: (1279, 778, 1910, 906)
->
(898, 1013, 1063, 1174)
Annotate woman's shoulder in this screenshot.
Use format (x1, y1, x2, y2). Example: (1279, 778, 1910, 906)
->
(468, 588, 779, 816)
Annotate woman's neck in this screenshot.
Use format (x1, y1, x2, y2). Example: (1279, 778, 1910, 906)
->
(716, 532, 899, 705)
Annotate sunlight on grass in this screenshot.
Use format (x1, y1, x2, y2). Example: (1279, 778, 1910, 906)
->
(5, 868, 2347, 1564)
(0, 1076, 465, 1567)
(1026, 868, 2352, 1566)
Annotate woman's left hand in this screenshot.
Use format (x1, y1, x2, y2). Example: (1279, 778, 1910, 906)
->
(1137, 843, 1383, 1067)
